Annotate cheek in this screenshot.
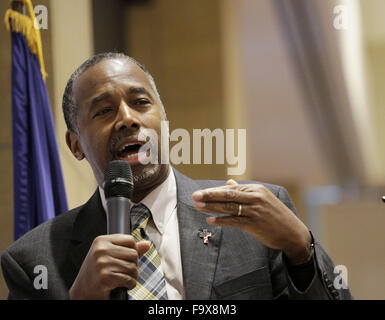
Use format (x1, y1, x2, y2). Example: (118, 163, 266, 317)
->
(80, 127, 110, 161)
(146, 110, 163, 132)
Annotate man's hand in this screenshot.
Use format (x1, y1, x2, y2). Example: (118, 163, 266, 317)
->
(192, 180, 313, 264)
(69, 234, 150, 300)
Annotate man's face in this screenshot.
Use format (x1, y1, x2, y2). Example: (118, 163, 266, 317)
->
(66, 58, 168, 193)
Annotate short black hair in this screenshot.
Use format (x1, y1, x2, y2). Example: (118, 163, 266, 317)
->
(62, 52, 162, 133)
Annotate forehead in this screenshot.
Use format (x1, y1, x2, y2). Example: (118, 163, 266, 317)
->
(72, 58, 153, 105)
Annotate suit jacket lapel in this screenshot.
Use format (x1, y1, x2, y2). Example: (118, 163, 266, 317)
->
(65, 190, 107, 284)
(173, 169, 222, 300)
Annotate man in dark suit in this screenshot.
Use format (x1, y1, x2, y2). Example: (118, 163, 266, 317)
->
(1, 53, 352, 300)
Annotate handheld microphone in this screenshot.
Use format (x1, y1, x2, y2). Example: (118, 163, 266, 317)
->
(103, 160, 134, 300)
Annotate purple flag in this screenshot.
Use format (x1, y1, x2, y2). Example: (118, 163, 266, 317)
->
(10, 29, 68, 240)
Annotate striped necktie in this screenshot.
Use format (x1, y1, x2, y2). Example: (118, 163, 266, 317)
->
(127, 203, 168, 300)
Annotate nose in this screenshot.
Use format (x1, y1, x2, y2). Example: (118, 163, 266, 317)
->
(114, 101, 140, 132)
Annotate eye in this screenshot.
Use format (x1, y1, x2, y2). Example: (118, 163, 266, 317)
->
(93, 107, 112, 118)
(134, 99, 151, 106)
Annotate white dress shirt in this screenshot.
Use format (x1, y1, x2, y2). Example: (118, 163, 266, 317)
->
(99, 167, 185, 299)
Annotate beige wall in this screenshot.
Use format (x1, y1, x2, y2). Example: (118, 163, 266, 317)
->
(50, 0, 97, 209)
(361, 0, 385, 186)
(320, 201, 385, 299)
(124, 0, 233, 181)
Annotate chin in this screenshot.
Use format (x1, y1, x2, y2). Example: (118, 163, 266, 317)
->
(132, 164, 163, 188)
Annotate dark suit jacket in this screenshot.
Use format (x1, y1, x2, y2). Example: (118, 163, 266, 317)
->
(1, 169, 352, 299)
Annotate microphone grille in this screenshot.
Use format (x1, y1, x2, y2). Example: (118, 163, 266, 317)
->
(103, 160, 133, 199)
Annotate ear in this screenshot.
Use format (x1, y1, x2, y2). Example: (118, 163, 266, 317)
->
(66, 130, 85, 160)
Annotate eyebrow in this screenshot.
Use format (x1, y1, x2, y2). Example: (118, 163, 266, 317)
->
(128, 86, 152, 96)
(90, 92, 111, 108)
(89, 87, 152, 108)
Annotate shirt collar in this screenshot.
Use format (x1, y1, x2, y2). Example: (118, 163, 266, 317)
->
(99, 167, 177, 235)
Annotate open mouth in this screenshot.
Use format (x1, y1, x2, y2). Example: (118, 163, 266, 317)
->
(117, 143, 143, 159)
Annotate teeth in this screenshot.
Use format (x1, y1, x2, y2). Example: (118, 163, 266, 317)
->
(119, 143, 139, 153)
(121, 152, 138, 159)
(119, 144, 129, 153)
(120, 150, 146, 160)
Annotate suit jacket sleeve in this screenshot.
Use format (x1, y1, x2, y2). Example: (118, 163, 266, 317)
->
(274, 186, 352, 300)
(1, 250, 37, 300)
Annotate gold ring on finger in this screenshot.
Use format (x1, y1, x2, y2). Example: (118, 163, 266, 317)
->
(238, 204, 242, 217)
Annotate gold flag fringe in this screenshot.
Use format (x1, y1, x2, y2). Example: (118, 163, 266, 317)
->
(4, 0, 47, 80)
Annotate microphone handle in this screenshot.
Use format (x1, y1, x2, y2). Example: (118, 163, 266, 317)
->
(106, 197, 131, 234)
(110, 287, 128, 300)
(106, 197, 131, 300)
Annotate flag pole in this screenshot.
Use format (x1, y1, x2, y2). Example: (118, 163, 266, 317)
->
(11, 1, 25, 14)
